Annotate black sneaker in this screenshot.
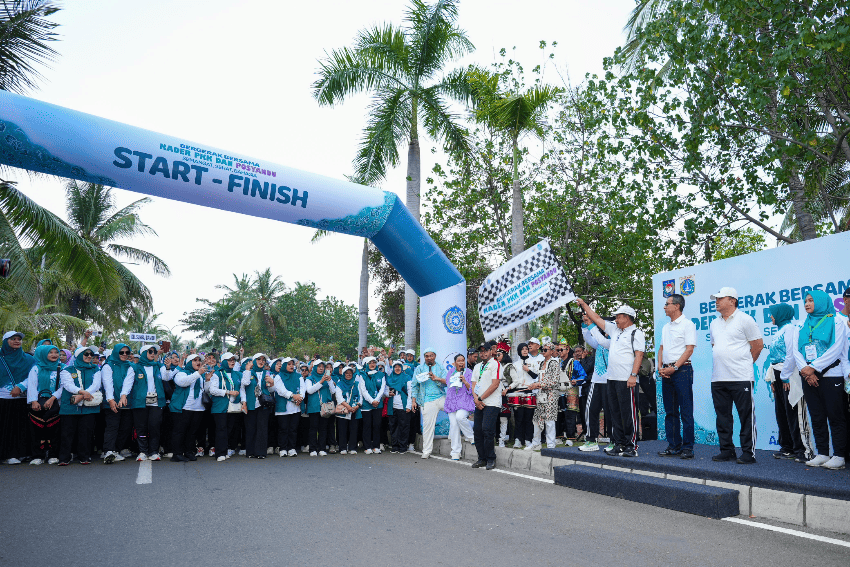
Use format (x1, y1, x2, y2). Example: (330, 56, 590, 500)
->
(170, 454, 188, 462)
(712, 452, 736, 462)
(621, 448, 638, 458)
(680, 449, 694, 459)
(657, 447, 682, 457)
(773, 451, 795, 459)
(604, 444, 623, 456)
(485, 461, 496, 470)
(471, 460, 487, 468)
(737, 455, 757, 465)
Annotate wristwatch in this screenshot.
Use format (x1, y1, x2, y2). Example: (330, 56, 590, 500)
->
(671, 364, 679, 371)
(629, 373, 638, 378)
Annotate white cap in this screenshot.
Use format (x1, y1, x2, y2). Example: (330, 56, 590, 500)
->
(140, 344, 157, 352)
(392, 359, 404, 367)
(252, 353, 268, 361)
(710, 287, 738, 301)
(528, 337, 541, 345)
(103, 349, 112, 358)
(333, 362, 342, 368)
(240, 357, 251, 364)
(2, 331, 23, 340)
(220, 352, 235, 362)
(612, 305, 636, 318)
(299, 362, 309, 368)
(421, 347, 435, 356)
(362, 356, 376, 365)
(74, 346, 93, 357)
(281, 357, 292, 364)
(185, 353, 200, 364)
(342, 366, 354, 375)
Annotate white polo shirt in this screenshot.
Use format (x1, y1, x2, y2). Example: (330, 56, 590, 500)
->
(709, 309, 761, 382)
(603, 321, 645, 381)
(471, 359, 502, 407)
(661, 314, 698, 364)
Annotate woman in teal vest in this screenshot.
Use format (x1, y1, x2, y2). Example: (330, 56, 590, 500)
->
(240, 353, 273, 458)
(58, 346, 102, 465)
(1, 330, 35, 465)
(169, 354, 211, 462)
(334, 366, 362, 454)
(206, 352, 241, 462)
(128, 345, 169, 462)
(26, 344, 67, 464)
(305, 360, 336, 456)
(792, 290, 849, 470)
(387, 360, 413, 453)
(360, 357, 386, 454)
(102, 343, 133, 464)
(273, 358, 304, 457)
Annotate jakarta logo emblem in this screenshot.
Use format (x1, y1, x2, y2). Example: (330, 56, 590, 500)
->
(662, 279, 675, 298)
(443, 306, 465, 334)
(680, 275, 695, 296)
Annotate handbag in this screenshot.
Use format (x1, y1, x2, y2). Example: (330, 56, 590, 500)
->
(227, 398, 243, 413)
(146, 392, 158, 405)
(75, 373, 102, 406)
(320, 396, 335, 418)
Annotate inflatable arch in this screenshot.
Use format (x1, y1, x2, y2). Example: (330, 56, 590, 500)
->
(0, 91, 467, 361)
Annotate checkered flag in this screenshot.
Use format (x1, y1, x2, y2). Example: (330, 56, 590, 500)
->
(477, 241, 576, 340)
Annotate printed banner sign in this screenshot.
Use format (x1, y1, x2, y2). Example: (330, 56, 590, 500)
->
(477, 241, 576, 340)
(652, 231, 850, 451)
(129, 333, 157, 343)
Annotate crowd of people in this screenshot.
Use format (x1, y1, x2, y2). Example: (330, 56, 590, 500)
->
(1, 286, 847, 471)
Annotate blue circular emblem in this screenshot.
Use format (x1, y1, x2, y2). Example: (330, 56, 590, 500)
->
(442, 306, 465, 334)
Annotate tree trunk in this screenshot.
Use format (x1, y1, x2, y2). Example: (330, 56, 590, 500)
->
(788, 167, 818, 240)
(404, 131, 421, 350)
(358, 238, 369, 354)
(551, 307, 561, 344)
(510, 138, 529, 349)
(66, 292, 81, 345)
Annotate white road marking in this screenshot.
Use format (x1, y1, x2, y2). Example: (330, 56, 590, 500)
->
(135, 459, 152, 484)
(723, 517, 850, 548)
(411, 452, 554, 484)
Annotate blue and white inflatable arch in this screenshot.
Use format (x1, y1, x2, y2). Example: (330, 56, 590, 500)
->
(0, 91, 466, 360)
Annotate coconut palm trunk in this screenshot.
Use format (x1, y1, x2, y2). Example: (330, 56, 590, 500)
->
(510, 137, 529, 348)
(404, 114, 421, 350)
(358, 238, 370, 353)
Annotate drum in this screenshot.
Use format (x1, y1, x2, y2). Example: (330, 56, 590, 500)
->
(507, 394, 523, 407)
(565, 386, 580, 412)
(525, 394, 537, 408)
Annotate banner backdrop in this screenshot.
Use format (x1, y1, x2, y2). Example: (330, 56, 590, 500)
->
(478, 241, 576, 341)
(651, 231, 850, 451)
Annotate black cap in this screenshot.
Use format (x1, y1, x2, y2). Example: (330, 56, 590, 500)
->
(843, 288, 850, 298)
(477, 343, 488, 352)
(467, 347, 477, 355)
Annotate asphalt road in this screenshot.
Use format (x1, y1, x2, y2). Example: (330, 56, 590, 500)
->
(1, 453, 848, 567)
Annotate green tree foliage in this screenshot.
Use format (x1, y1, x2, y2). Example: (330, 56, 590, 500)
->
(711, 228, 766, 261)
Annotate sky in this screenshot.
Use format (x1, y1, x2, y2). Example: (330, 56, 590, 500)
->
(5, 0, 637, 341)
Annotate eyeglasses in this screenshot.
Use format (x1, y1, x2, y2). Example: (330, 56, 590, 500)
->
(81, 351, 94, 357)
(541, 348, 550, 352)
(118, 350, 131, 355)
(557, 349, 566, 352)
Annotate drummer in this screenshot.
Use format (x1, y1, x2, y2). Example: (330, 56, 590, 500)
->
(494, 342, 513, 447)
(509, 342, 537, 449)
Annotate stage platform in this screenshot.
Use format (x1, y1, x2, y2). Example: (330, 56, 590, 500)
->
(543, 440, 850, 502)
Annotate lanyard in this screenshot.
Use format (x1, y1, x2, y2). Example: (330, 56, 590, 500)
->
(807, 315, 832, 343)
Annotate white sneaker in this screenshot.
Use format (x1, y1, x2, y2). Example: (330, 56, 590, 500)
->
(340, 450, 348, 455)
(4, 458, 21, 465)
(216, 456, 226, 462)
(287, 449, 296, 457)
(164, 453, 173, 458)
(379, 444, 385, 451)
(547, 443, 556, 449)
(805, 454, 830, 467)
(29, 458, 44, 465)
(119, 449, 132, 458)
(421, 452, 430, 459)
(238, 450, 246, 456)
(349, 450, 357, 455)
(564, 439, 573, 447)
(279, 450, 286, 457)
(99, 452, 106, 459)
(113, 453, 125, 462)
(149, 453, 161, 461)
(822, 456, 846, 470)
(196, 448, 205, 457)
(450, 454, 460, 460)
(498, 440, 505, 447)
(318, 451, 327, 456)
(274, 447, 280, 454)
(267, 447, 274, 455)
(136, 453, 147, 462)
(310, 451, 317, 456)
(301, 445, 309, 453)
(227, 449, 235, 457)
(513, 441, 524, 449)
(523, 444, 534, 451)
(374, 449, 381, 454)
(364, 449, 373, 455)
(47, 458, 59, 465)
(209, 448, 216, 457)
(408, 444, 415, 452)
(579, 441, 600, 452)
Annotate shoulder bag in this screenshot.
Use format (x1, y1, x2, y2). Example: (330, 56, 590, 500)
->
(77, 373, 103, 407)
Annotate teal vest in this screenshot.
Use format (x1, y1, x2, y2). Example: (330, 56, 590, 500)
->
(306, 379, 332, 414)
(211, 369, 239, 414)
(274, 372, 301, 413)
(361, 371, 384, 410)
(60, 366, 99, 416)
(245, 370, 273, 410)
(128, 365, 166, 409)
(169, 372, 192, 413)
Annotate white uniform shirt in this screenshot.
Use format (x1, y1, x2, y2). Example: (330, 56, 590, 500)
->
(709, 309, 761, 382)
(471, 359, 502, 407)
(603, 321, 645, 381)
(583, 325, 610, 384)
(661, 314, 698, 364)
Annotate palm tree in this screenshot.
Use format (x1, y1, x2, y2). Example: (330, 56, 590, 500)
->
(0, 0, 60, 93)
(312, 0, 473, 349)
(56, 180, 170, 342)
(229, 268, 287, 343)
(469, 69, 558, 346)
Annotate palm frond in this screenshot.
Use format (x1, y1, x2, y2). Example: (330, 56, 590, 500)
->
(106, 243, 171, 276)
(0, 0, 60, 93)
(312, 45, 409, 107)
(352, 88, 411, 184)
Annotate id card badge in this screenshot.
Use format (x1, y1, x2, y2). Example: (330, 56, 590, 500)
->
(804, 343, 818, 363)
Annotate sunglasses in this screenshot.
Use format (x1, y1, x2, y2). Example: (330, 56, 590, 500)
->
(557, 349, 566, 352)
(541, 348, 550, 352)
(118, 349, 131, 355)
(81, 351, 94, 357)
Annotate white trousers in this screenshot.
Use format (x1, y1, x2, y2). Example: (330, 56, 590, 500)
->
(500, 416, 508, 439)
(421, 397, 446, 456)
(533, 420, 556, 447)
(448, 409, 474, 456)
